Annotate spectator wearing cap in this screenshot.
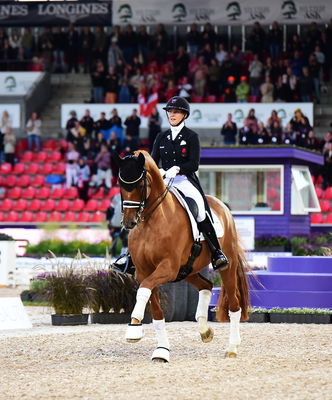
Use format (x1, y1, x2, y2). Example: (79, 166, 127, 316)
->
(235, 76, 250, 103)
(224, 75, 236, 103)
(221, 113, 237, 145)
(260, 76, 274, 103)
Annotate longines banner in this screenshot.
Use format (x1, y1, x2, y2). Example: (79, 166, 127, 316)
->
(0, 2, 112, 26)
(113, 0, 332, 25)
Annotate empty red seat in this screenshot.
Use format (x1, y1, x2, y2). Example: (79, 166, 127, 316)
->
(319, 200, 330, 212)
(52, 162, 66, 175)
(34, 151, 48, 163)
(7, 187, 22, 199)
(21, 151, 34, 162)
(63, 211, 76, 222)
(315, 187, 323, 199)
(0, 211, 5, 221)
(21, 211, 34, 222)
(0, 163, 12, 174)
(75, 211, 90, 222)
(58, 139, 68, 151)
(42, 139, 57, 150)
(272, 200, 281, 211)
(108, 186, 121, 198)
(17, 175, 31, 187)
(28, 199, 42, 212)
(22, 186, 36, 199)
(267, 188, 278, 200)
(325, 213, 332, 223)
(100, 199, 110, 212)
(0, 199, 13, 211)
(192, 95, 203, 103)
(42, 163, 54, 175)
(48, 151, 62, 162)
(323, 187, 332, 200)
(31, 175, 45, 187)
(25, 162, 40, 175)
(310, 213, 324, 224)
(91, 187, 105, 199)
(36, 186, 51, 199)
(6, 210, 18, 222)
(13, 162, 25, 174)
(56, 199, 70, 212)
(71, 198, 84, 211)
(15, 139, 28, 153)
(12, 199, 27, 211)
(4, 175, 17, 187)
(41, 198, 56, 212)
(50, 187, 64, 199)
(35, 211, 48, 222)
(84, 199, 98, 212)
(49, 211, 62, 222)
(63, 187, 78, 199)
(90, 211, 105, 223)
(205, 95, 217, 103)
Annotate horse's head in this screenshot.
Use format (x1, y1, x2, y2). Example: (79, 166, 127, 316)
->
(114, 152, 148, 229)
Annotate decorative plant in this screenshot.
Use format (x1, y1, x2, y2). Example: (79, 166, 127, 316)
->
(249, 307, 269, 313)
(26, 239, 112, 256)
(0, 233, 15, 241)
(255, 235, 289, 248)
(268, 307, 332, 314)
(87, 268, 139, 314)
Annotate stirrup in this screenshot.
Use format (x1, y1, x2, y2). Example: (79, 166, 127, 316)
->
(112, 253, 135, 275)
(212, 249, 229, 271)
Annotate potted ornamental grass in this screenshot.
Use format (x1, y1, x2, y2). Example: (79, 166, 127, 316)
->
(269, 307, 332, 324)
(247, 307, 270, 323)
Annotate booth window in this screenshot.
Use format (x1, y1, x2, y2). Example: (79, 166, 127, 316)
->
(199, 165, 283, 214)
(291, 166, 320, 215)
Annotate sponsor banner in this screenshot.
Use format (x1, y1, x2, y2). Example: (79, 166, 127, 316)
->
(0, 1, 112, 26)
(0, 72, 43, 96)
(113, 0, 332, 25)
(61, 102, 313, 130)
(0, 104, 20, 128)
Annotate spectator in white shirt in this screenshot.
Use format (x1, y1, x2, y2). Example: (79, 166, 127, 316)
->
(26, 112, 42, 152)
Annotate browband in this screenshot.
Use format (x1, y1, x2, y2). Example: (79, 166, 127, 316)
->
(118, 171, 145, 185)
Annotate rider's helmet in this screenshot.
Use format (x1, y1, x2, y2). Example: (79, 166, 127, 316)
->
(163, 96, 190, 119)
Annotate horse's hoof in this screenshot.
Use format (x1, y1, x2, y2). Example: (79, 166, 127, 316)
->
(151, 347, 170, 363)
(200, 327, 214, 343)
(125, 323, 144, 342)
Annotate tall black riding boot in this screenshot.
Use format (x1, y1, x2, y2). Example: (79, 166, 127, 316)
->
(197, 217, 228, 271)
(112, 252, 135, 275)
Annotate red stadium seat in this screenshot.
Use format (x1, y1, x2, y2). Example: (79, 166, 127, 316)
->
(21, 211, 34, 222)
(49, 211, 62, 222)
(205, 95, 217, 103)
(90, 211, 105, 223)
(41, 199, 56, 212)
(91, 187, 105, 199)
(315, 187, 323, 199)
(6, 211, 18, 222)
(31, 175, 45, 187)
(272, 200, 280, 211)
(34, 151, 48, 163)
(50, 187, 65, 199)
(323, 187, 332, 200)
(325, 213, 332, 223)
(0, 199, 13, 211)
(108, 186, 120, 198)
(310, 213, 324, 224)
(42, 162, 54, 175)
(48, 151, 62, 162)
(75, 211, 90, 222)
(15, 139, 28, 153)
(25, 162, 40, 175)
(12, 199, 27, 211)
(0, 162, 12, 173)
(22, 186, 36, 199)
(56, 199, 70, 212)
(13, 162, 25, 174)
(319, 200, 330, 213)
(63, 211, 76, 222)
(21, 151, 34, 162)
(58, 140, 69, 151)
(28, 199, 42, 212)
(42, 139, 57, 150)
(192, 95, 204, 103)
(0, 211, 5, 221)
(218, 95, 225, 103)
(4, 175, 17, 187)
(100, 198, 110, 212)
(17, 175, 31, 187)
(71, 198, 85, 212)
(63, 187, 78, 199)
(267, 188, 278, 200)
(84, 199, 98, 212)
(52, 162, 66, 175)
(35, 211, 48, 222)
(7, 187, 22, 199)
(36, 186, 51, 199)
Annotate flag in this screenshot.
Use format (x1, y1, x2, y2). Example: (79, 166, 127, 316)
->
(138, 91, 158, 117)
(138, 93, 146, 117)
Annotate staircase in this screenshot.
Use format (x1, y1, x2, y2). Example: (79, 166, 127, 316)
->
(41, 73, 91, 139)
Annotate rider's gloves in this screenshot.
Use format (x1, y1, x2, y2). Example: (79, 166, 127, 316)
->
(165, 166, 180, 179)
(159, 168, 166, 178)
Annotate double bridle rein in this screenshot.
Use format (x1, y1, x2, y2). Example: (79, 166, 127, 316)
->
(119, 168, 173, 225)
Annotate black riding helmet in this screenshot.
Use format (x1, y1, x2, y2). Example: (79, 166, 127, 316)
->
(163, 96, 190, 119)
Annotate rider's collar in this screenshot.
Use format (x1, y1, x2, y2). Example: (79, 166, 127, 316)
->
(170, 121, 185, 140)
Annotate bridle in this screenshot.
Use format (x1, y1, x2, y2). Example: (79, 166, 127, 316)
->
(119, 168, 173, 226)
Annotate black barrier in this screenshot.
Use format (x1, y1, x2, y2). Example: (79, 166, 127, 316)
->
(0, 1, 112, 26)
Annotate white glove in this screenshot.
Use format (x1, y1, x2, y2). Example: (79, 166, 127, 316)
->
(159, 168, 166, 178)
(165, 166, 180, 179)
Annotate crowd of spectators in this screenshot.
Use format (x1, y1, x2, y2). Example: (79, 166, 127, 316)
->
(0, 20, 331, 104)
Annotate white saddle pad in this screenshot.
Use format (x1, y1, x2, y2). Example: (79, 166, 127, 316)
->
(170, 187, 224, 241)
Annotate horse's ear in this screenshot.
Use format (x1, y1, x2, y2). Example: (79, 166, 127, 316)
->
(112, 152, 122, 167)
(137, 152, 145, 169)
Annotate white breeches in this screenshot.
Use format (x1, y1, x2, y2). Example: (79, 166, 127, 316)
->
(165, 175, 206, 222)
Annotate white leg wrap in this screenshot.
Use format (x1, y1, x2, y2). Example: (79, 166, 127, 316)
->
(228, 308, 242, 345)
(195, 289, 212, 321)
(131, 287, 151, 322)
(151, 319, 170, 362)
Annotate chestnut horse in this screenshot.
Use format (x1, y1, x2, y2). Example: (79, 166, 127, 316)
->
(114, 150, 249, 362)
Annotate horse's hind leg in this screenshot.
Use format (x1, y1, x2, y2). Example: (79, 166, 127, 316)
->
(150, 288, 170, 363)
(185, 274, 214, 343)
